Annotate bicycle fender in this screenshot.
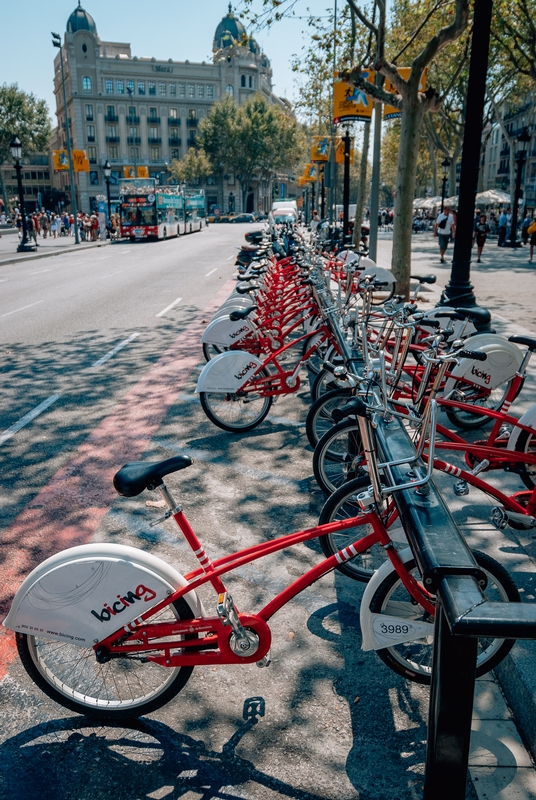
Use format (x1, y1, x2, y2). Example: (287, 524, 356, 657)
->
(506, 404, 536, 451)
(360, 548, 433, 651)
(360, 264, 396, 287)
(417, 308, 477, 340)
(3, 543, 205, 646)
(196, 350, 264, 393)
(201, 315, 256, 347)
(442, 338, 522, 394)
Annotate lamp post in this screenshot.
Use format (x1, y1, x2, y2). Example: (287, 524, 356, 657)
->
(52, 32, 80, 244)
(440, 157, 450, 212)
(103, 159, 112, 220)
(126, 87, 138, 176)
(505, 126, 531, 248)
(10, 136, 34, 252)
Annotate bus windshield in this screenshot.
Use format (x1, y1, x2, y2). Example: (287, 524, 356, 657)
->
(121, 202, 157, 227)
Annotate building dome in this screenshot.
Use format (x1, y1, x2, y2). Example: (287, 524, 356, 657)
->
(67, 2, 97, 34)
(214, 4, 245, 49)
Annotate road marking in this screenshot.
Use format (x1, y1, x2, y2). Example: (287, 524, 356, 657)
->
(0, 395, 61, 446)
(205, 268, 218, 276)
(29, 269, 53, 274)
(91, 332, 140, 367)
(102, 269, 125, 278)
(227, 255, 235, 260)
(0, 300, 43, 318)
(156, 296, 183, 317)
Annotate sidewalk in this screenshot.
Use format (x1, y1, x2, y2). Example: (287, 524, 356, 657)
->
(0, 229, 109, 266)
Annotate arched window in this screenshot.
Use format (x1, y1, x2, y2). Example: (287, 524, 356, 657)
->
(241, 75, 246, 88)
(249, 76, 254, 89)
(82, 76, 92, 92)
(226, 84, 234, 96)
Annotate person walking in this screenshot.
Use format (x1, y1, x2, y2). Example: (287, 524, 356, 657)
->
(40, 212, 49, 239)
(473, 214, 490, 262)
(497, 208, 508, 246)
(434, 204, 456, 263)
(528, 217, 536, 263)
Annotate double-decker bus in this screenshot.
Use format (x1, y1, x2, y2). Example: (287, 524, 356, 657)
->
(119, 178, 182, 240)
(184, 190, 207, 233)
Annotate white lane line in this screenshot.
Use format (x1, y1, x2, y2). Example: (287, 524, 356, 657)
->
(29, 268, 53, 274)
(102, 269, 125, 278)
(0, 395, 61, 446)
(205, 268, 218, 277)
(91, 332, 140, 367)
(0, 300, 43, 318)
(156, 297, 183, 318)
(227, 255, 235, 261)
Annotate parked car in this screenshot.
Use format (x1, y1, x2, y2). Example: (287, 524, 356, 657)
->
(229, 213, 255, 223)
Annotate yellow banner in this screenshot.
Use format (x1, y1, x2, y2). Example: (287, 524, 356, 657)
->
(333, 70, 374, 124)
(311, 136, 330, 163)
(72, 150, 89, 172)
(383, 68, 427, 120)
(52, 150, 70, 171)
(302, 164, 318, 182)
(335, 137, 355, 165)
(137, 166, 149, 178)
(123, 166, 135, 178)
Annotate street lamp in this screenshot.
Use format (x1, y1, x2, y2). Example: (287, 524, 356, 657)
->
(505, 126, 532, 248)
(52, 31, 80, 244)
(10, 135, 34, 252)
(103, 159, 112, 221)
(440, 157, 451, 212)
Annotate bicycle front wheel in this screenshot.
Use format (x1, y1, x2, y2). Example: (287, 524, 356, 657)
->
(200, 377, 272, 433)
(305, 387, 352, 448)
(16, 597, 197, 720)
(444, 377, 517, 430)
(369, 550, 519, 685)
(313, 420, 365, 495)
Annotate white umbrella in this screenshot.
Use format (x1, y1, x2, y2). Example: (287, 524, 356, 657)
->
(443, 195, 459, 207)
(420, 196, 443, 210)
(413, 197, 426, 209)
(475, 189, 511, 205)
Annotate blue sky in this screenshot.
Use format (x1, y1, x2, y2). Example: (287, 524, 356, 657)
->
(1, 0, 331, 123)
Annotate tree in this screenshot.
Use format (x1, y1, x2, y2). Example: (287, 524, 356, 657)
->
(0, 84, 52, 211)
(198, 95, 240, 208)
(169, 147, 212, 186)
(492, 0, 536, 82)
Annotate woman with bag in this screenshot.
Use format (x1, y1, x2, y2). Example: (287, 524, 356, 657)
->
(528, 216, 536, 263)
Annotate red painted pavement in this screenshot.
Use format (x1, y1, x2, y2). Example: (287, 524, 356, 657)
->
(0, 279, 235, 679)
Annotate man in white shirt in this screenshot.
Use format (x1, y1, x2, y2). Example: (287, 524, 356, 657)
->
(434, 205, 456, 263)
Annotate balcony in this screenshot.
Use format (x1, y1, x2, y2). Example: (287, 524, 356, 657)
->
(148, 137, 162, 145)
(168, 117, 181, 126)
(187, 139, 197, 148)
(126, 115, 140, 125)
(127, 136, 141, 145)
(106, 136, 120, 143)
(87, 136, 96, 142)
(187, 118, 198, 127)
(105, 114, 119, 122)
(500, 147, 510, 157)
(169, 136, 182, 146)
(148, 116, 161, 124)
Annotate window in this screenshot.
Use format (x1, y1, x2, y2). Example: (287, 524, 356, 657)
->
(106, 105, 115, 118)
(150, 146, 160, 160)
(169, 107, 178, 119)
(149, 107, 158, 121)
(241, 75, 246, 88)
(82, 76, 92, 92)
(249, 76, 253, 88)
(107, 125, 118, 137)
(171, 148, 180, 159)
(148, 81, 156, 95)
(129, 146, 140, 160)
(88, 146, 97, 163)
(105, 79, 113, 93)
(207, 85, 214, 99)
(37, 171, 43, 180)
(188, 109, 197, 120)
(159, 82, 166, 96)
(226, 84, 234, 96)
(108, 145, 119, 159)
(150, 126, 159, 139)
(138, 81, 145, 95)
(169, 83, 176, 96)
(188, 84, 195, 97)
(127, 79, 135, 94)
(44, 171, 50, 180)
(128, 106, 136, 120)
(31, 171, 37, 180)
(116, 79, 124, 94)
(197, 85, 204, 97)
(87, 125, 95, 142)
(85, 104, 94, 120)
(179, 84, 185, 97)
(129, 126, 138, 138)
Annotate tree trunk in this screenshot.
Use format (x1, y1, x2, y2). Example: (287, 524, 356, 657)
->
(353, 122, 371, 246)
(391, 96, 425, 297)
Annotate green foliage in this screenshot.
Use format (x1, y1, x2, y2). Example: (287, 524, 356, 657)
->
(0, 84, 52, 164)
(169, 147, 212, 185)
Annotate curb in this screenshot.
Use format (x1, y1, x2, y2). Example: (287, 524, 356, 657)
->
(0, 240, 110, 267)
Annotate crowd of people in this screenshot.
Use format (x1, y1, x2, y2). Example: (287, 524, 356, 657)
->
(0, 208, 121, 243)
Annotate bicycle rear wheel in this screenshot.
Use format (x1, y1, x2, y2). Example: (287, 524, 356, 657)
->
(16, 598, 197, 720)
(369, 550, 519, 684)
(200, 372, 273, 433)
(444, 377, 517, 430)
(313, 420, 365, 495)
(305, 387, 352, 448)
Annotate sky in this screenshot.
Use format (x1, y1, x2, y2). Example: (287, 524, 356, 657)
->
(0, 0, 332, 124)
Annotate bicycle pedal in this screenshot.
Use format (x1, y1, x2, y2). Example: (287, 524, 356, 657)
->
(453, 480, 469, 496)
(256, 652, 271, 668)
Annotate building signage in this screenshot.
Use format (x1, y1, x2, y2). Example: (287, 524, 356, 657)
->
(53, 149, 90, 172)
(152, 65, 174, 73)
(333, 71, 374, 124)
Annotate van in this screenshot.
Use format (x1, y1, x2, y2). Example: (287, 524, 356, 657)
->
(272, 200, 298, 214)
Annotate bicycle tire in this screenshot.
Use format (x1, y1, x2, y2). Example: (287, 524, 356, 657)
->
(310, 367, 350, 402)
(16, 597, 197, 720)
(370, 283, 396, 306)
(305, 387, 352, 449)
(313, 419, 365, 495)
(202, 342, 226, 362)
(317, 476, 403, 582)
(369, 550, 519, 685)
(444, 376, 517, 430)
(513, 427, 536, 490)
(199, 371, 273, 433)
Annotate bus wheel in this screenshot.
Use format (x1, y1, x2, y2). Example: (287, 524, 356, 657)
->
(163, 227, 167, 240)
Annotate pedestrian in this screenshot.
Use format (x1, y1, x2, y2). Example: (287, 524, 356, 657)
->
(473, 214, 490, 263)
(521, 213, 532, 246)
(27, 215, 38, 245)
(90, 213, 99, 241)
(433, 204, 456, 263)
(310, 210, 320, 231)
(497, 208, 507, 247)
(50, 213, 59, 239)
(527, 216, 536, 263)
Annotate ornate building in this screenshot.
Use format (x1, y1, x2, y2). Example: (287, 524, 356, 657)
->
(52, 3, 282, 212)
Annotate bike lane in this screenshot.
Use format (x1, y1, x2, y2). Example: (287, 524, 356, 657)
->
(0, 278, 236, 679)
